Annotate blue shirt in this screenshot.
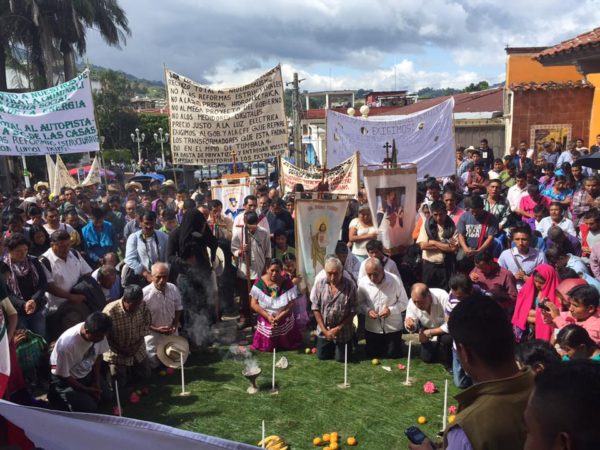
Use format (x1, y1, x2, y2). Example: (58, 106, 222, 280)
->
(125, 229, 168, 275)
(498, 247, 546, 290)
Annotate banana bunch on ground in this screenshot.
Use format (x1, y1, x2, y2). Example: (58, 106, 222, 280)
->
(257, 435, 289, 449)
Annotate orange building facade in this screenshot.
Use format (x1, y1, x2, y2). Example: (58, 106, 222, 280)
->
(504, 47, 595, 152)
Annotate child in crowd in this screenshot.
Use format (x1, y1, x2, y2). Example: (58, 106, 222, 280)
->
(556, 324, 600, 361)
(515, 339, 561, 373)
(542, 284, 600, 344)
(273, 231, 295, 261)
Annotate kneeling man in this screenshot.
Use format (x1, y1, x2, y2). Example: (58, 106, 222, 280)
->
(358, 258, 408, 358)
(103, 284, 151, 386)
(49, 312, 113, 412)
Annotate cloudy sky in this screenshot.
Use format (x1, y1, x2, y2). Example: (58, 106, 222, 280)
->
(85, 0, 600, 92)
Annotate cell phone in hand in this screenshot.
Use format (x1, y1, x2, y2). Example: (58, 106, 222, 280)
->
(405, 426, 436, 449)
(538, 300, 551, 312)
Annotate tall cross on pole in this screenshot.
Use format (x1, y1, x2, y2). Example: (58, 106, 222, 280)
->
(383, 141, 392, 168)
(231, 147, 238, 174)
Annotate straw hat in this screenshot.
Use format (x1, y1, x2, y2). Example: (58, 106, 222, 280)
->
(125, 181, 143, 191)
(163, 179, 176, 188)
(34, 181, 49, 192)
(156, 335, 190, 368)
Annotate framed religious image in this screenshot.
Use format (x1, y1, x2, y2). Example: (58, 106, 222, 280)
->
(364, 165, 417, 254)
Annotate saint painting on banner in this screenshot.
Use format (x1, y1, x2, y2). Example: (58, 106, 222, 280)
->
(364, 165, 417, 255)
(295, 200, 348, 289)
(375, 187, 406, 249)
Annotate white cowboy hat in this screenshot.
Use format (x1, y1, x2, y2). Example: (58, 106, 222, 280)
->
(210, 246, 225, 276)
(156, 335, 190, 368)
(125, 181, 143, 191)
(34, 181, 49, 192)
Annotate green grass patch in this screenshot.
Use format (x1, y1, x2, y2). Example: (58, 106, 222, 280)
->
(121, 340, 460, 450)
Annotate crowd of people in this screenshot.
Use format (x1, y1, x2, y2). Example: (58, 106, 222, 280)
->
(1, 135, 600, 449)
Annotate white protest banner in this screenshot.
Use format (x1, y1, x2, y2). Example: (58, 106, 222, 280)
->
(0, 400, 257, 450)
(364, 165, 418, 254)
(0, 70, 99, 156)
(52, 154, 77, 196)
(45, 154, 56, 187)
(210, 179, 251, 220)
(295, 199, 348, 288)
(166, 66, 287, 165)
(280, 153, 359, 195)
(326, 98, 455, 178)
(82, 155, 101, 186)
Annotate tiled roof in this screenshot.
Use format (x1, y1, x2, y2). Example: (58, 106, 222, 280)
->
(509, 80, 594, 91)
(382, 87, 503, 115)
(535, 27, 600, 60)
(303, 88, 504, 120)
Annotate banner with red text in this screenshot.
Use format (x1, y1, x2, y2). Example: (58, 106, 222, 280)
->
(280, 153, 359, 195)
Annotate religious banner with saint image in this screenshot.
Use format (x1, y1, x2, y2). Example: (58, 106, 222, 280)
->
(295, 199, 349, 288)
(210, 179, 251, 220)
(364, 165, 417, 255)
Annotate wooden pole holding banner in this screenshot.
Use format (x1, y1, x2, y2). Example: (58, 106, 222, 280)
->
(22, 156, 31, 188)
(163, 63, 178, 187)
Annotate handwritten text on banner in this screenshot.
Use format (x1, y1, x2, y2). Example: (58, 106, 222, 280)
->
(166, 66, 287, 165)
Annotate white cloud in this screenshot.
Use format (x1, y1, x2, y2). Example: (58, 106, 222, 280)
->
(84, 0, 600, 91)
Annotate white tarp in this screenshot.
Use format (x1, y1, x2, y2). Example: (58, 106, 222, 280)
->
(0, 400, 258, 450)
(363, 166, 418, 254)
(166, 66, 287, 165)
(0, 70, 99, 156)
(326, 98, 455, 178)
(295, 199, 348, 288)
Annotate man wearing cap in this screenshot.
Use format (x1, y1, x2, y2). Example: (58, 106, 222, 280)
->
(143, 262, 183, 367)
(103, 285, 151, 386)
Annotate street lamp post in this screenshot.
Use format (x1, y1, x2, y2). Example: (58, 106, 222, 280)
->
(153, 128, 169, 170)
(130, 128, 145, 165)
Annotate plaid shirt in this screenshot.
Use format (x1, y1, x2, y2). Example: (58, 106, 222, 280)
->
(102, 299, 151, 366)
(572, 189, 594, 225)
(310, 277, 357, 343)
(483, 196, 510, 229)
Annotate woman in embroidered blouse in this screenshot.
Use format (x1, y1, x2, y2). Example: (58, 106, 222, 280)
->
(250, 258, 302, 352)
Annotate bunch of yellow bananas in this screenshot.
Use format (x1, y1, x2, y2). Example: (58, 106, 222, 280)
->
(257, 435, 288, 449)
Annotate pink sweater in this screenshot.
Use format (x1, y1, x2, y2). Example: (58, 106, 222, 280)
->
(554, 310, 600, 345)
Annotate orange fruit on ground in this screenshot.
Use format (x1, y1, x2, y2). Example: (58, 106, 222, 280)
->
(313, 437, 323, 446)
(322, 433, 331, 442)
(323, 447, 331, 450)
(347, 436, 357, 446)
(418, 415, 427, 424)
(330, 443, 339, 450)
(330, 432, 339, 440)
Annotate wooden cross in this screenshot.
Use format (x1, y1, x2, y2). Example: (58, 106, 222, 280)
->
(383, 142, 392, 168)
(231, 147, 238, 174)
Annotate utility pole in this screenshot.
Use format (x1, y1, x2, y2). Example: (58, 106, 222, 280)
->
(287, 73, 305, 168)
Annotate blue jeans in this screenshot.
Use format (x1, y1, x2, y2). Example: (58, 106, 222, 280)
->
(452, 348, 472, 389)
(18, 308, 46, 339)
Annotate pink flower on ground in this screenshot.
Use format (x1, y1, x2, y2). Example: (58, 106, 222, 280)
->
(423, 381, 437, 394)
(448, 405, 458, 414)
(166, 367, 175, 375)
(397, 363, 406, 370)
(112, 406, 122, 416)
